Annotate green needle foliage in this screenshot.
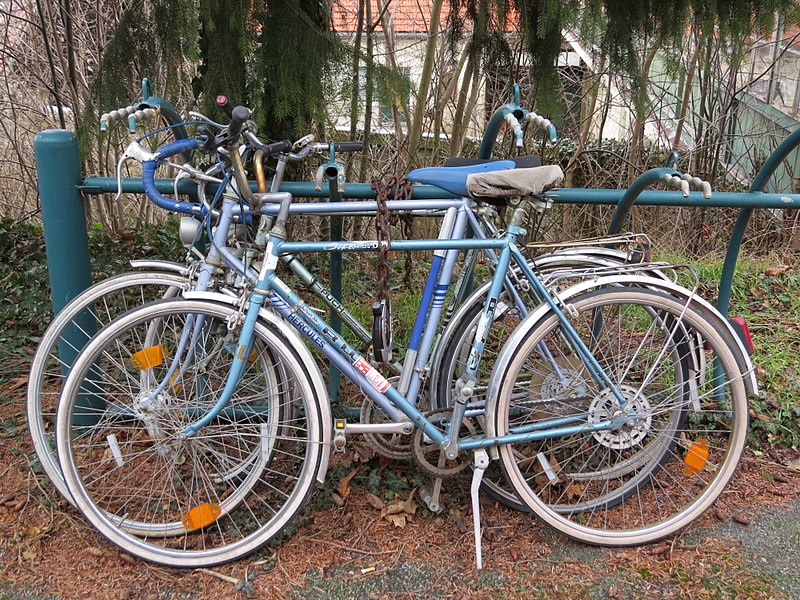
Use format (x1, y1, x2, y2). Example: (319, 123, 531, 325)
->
(250, 0, 349, 138)
(449, 0, 800, 112)
(83, 0, 800, 142)
(80, 0, 199, 155)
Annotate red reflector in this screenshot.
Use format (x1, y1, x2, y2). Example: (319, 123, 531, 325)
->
(728, 316, 754, 355)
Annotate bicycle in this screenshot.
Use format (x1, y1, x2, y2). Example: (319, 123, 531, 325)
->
(53, 109, 750, 568)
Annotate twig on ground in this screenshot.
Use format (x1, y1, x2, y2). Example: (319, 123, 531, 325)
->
(196, 568, 241, 585)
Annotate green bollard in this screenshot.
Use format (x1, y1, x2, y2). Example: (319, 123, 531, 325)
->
(34, 129, 100, 426)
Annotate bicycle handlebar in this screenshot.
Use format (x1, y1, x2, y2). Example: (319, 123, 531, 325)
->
(153, 138, 202, 160)
(261, 139, 294, 156)
(329, 141, 364, 152)
(142, 138, 206, 216)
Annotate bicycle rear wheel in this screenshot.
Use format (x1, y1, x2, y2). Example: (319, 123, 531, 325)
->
(27, 270, 187, 503)
(493, 287, 748, 545)
(56, 299, 323, 567)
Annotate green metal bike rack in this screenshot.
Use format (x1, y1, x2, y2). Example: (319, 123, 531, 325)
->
(34, 83, 800, 385)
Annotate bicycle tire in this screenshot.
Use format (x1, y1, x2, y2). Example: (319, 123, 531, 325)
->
(493, 287, 748, 546)
(56, 299, 324, 567)
(436, 279, 695, 513)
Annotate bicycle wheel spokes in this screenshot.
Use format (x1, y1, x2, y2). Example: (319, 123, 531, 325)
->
(496, 287, 748, 545)
(57, 300, 322, 567)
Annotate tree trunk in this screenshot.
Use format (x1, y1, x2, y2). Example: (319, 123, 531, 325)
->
(406, 0, 444, 167)
(565, 56, 605, 187)
(359, 0, 375, 184)
(433, 46, 469, 159)
(672, 41, 701, 151)
(449, 50, 476, 157)
(627, 47, 658, 181)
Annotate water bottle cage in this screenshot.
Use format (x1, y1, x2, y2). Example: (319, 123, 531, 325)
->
(372, 299, 393, 363)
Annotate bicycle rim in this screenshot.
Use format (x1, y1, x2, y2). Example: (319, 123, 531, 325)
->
(494, 287, 748, 545)
(27, 271, 187, 504)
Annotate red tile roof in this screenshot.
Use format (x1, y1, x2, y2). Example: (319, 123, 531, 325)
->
(332, 0, 434, 34)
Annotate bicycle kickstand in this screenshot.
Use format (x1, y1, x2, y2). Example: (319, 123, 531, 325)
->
(470, 449, 490, 570)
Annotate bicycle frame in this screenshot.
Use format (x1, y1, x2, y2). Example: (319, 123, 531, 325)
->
(180, 194, 632, 458)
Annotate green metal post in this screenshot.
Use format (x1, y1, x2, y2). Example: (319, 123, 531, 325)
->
(326, 164, 343, 401)
(34, 129, 100, 425)
(34, 129, 93, 339)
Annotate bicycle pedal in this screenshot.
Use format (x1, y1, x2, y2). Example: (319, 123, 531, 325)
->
(333, 418, 347, 452)
(419, 477, 444, 513)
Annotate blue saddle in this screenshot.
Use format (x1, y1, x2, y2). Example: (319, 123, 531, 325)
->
(407, 160, 516, 197)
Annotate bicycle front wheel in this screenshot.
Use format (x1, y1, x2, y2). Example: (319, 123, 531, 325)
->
(56, 299, 323, 567)
(493, 287, 748, 546)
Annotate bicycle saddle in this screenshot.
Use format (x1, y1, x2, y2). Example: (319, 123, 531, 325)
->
(407, 160, 515, 197)
(466, 165, 564, 203)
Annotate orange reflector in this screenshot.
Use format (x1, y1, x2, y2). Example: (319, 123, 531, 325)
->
(182, 503, 222, 530)
(683, 438, 709, 476)
(130, 345, 166, 370)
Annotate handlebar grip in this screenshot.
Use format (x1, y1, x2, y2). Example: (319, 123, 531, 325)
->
(228, 106, 251, 139)
(333, 141, 364, 152)
(154, 138, 201, 160)
(142, 161, 206, 216)
(264, 139, 293, 156)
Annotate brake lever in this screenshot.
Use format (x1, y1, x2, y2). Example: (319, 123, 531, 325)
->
(115, 141, 158, 201)
(293, 134, 315, 150)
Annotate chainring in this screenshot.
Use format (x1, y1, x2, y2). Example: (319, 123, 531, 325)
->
(412, 410, 477, 478)
(359, 397, 414, 460)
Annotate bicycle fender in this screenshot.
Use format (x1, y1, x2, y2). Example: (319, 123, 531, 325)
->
(128, 259, 192, 276)
(542, 275, 758, 397)
(483, 276, 758, 445)
(183, 291, 333, 484)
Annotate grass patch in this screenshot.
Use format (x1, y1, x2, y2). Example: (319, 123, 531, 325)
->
(657, 252, 800, 448)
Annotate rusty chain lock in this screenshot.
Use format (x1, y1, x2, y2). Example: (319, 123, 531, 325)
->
(370, 176, 413, 363)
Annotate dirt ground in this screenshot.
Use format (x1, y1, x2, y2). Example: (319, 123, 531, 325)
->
(1, 374, 799, 599)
